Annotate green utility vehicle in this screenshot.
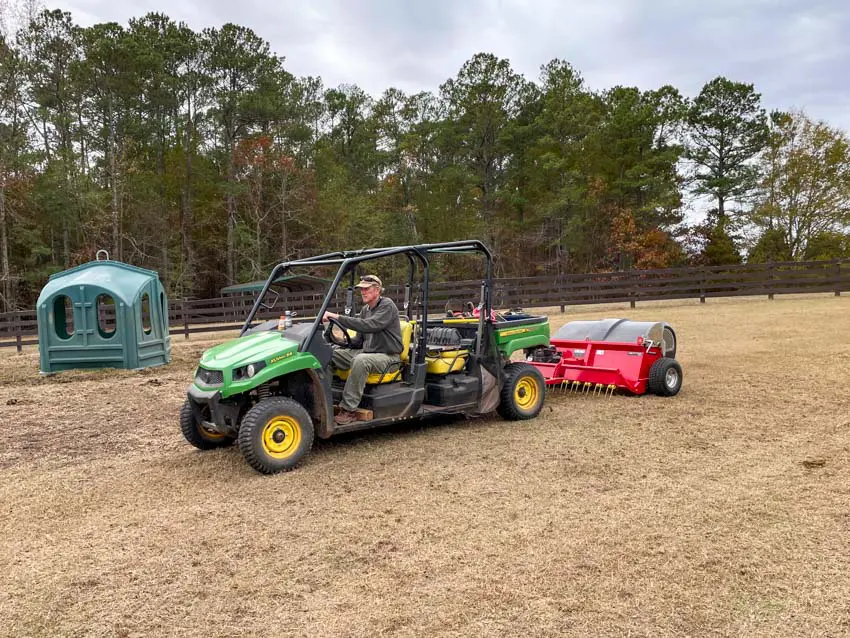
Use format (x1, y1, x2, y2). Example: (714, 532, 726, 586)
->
(181, 241, 550, 474)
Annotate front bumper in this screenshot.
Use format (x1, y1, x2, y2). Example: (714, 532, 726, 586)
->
(187, 384, 242, 436)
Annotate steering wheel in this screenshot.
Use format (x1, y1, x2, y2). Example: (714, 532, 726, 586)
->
(324, 316, 353, 348)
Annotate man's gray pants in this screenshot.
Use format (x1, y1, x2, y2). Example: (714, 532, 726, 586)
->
(332, 349, 401, 412)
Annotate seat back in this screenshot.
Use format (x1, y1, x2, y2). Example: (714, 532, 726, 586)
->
(421, 326, 469, 375)
(399, 320, 413, 364)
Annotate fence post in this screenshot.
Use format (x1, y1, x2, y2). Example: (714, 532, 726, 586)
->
(700, 266, 706, 304)
(558, 276, 565, 313)
(630, 278, 637, 309)
(183, 299, 189, 339)
(835, 260, 841, 297)
(767, 260, 774, 300)
(15, 315, 22, 353)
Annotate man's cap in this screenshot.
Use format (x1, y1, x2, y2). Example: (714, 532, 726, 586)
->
(354, 274, 382, 289)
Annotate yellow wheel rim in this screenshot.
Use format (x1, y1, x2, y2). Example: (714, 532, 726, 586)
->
(198, 423, 225, 440)
(514, 376, 540, 411)
(261, 416, 302, 459)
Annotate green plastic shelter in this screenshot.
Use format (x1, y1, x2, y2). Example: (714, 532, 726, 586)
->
(37, 259, 172, 373)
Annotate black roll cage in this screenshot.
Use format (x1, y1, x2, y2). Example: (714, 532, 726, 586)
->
(240, 241, 494, 363)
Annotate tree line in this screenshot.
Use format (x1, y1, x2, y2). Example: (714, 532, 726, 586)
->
(1, 8, 849, 310)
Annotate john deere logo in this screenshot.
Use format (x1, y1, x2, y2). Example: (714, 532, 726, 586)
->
(269, 352, 293, 364)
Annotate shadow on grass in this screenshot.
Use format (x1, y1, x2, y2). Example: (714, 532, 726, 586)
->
(310, 411, 486, 454)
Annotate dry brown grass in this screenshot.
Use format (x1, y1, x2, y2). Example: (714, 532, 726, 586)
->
(1, 295, 849, 637)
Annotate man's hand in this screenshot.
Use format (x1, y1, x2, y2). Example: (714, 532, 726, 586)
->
(322, 311, 339, 323)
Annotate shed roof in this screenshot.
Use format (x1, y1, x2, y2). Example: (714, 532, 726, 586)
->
(221, 274, 330, 295)
(37, 260, 161, 307)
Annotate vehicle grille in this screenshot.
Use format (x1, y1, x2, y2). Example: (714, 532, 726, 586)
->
(195, 367, 224, 386)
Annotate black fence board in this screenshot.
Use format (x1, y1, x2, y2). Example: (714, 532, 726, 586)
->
(3, 258, 849, 349)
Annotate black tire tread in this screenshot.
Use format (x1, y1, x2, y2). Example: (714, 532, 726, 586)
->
(647, 357, 683, 397)
(497, 362, 546, 421)
(180, 398, 233, 450)
(237, 397, 314, 474)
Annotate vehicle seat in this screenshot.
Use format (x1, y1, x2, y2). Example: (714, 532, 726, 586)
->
(424, 327, 468, 375)
(335, 320, 412, 384)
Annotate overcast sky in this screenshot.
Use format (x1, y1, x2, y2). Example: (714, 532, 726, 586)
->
(48, 0, 850, 132)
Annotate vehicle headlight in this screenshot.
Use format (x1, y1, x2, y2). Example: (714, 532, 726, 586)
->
(234, 360, 266, 381)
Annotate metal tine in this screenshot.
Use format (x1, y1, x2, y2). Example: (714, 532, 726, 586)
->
(608, 384, 616, 398)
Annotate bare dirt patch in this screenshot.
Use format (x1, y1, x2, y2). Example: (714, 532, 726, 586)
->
(1, 296, 849, 637)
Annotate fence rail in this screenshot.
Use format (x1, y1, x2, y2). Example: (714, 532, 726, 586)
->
(3, 258, 849, 351)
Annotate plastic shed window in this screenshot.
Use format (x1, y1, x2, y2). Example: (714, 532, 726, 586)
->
(54, 295, 74, 339)
(96, 294, 116, 338)
(141, 292, 152, 335)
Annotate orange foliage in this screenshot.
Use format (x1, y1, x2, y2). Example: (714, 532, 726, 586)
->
(610, 208, 680, 269)
(234, 136, 298, 173)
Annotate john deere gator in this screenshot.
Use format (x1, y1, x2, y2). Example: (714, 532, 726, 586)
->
(181, 241, 549, 474)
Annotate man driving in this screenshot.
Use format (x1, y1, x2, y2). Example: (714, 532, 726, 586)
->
(322, 274, 403, 425)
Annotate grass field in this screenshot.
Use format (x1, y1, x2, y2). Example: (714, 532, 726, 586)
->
(1, 295, 848, 637)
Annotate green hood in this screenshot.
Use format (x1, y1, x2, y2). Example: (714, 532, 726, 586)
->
(200, 331, 298, 369)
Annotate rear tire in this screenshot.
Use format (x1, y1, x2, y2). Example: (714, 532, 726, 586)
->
(497, 363, 546, 420)
(238, 397, 314, 474)
(180, 398, 234, 450)
(647, 358, 682, 397)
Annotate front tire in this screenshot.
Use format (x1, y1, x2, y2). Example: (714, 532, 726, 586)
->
(497, 363, 546, 420)
(237, 397, 314, 474)
(180, 398, 234, 450)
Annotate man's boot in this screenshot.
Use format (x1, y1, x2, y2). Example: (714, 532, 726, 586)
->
(335, 409, 358, 425)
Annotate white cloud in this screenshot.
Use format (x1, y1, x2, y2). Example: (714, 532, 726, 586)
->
(47, 0, 850, 130)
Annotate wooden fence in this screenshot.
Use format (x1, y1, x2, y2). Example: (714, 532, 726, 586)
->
(3, 258, 848, 351)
